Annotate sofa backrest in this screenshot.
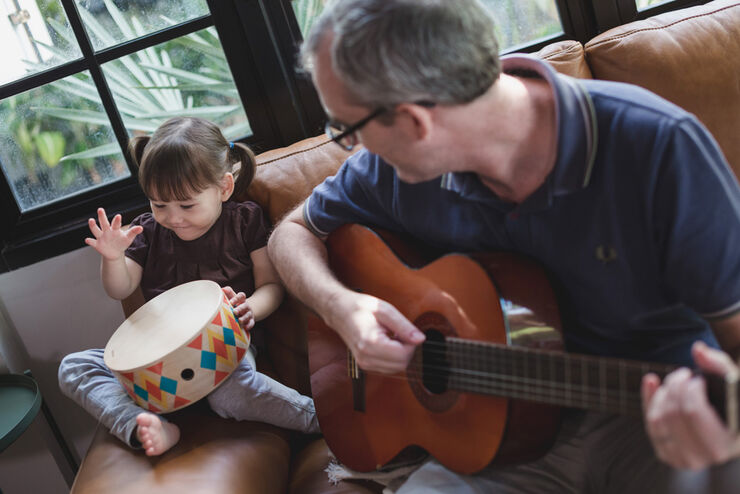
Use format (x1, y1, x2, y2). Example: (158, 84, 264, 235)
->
(585, 0, 740, 176)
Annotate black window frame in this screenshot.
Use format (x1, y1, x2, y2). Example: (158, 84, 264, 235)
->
(0, 0, 718, 272)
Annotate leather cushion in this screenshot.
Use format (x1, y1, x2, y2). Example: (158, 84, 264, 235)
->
(70, 402, 291, 494)
(585, 0, 740, 176)
(535, 40, 593, 78)
(245, 135, 357, 224)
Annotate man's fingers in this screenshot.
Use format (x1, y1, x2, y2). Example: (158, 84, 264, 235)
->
(693, 341, 737, 376)
(375, 302, 425, 344)
(641, 372, 660, 415)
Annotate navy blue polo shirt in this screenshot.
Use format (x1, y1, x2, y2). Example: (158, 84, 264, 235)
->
(304, 55, 740, 366)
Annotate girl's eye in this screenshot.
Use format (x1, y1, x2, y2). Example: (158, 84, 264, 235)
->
(180, 205, 194, 210)
(152, 204, 165, 209)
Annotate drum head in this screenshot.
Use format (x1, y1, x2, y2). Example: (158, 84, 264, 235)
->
(104, 280, 224, 371)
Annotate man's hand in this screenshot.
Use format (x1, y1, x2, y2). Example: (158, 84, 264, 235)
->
(223, 286, 255, 330)
(85, 208, 142, 261)
(641, 341, 740, 470)
(327, 292, 426, 374)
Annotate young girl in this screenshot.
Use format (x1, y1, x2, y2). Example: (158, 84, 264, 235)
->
(58, 117, 318, 456)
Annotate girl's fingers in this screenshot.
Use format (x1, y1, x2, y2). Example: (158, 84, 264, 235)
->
(240, 314, 254, 330)
(231, 292, 247, 308)
(111, 214, 122, 229)
(126, 225, 143, 240)
(88, 217, 102, 237)
(84, 238, 96, 248)
(97, 208, 111, 230)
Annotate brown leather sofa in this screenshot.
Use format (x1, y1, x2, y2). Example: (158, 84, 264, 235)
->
(69, 1, 740, 493)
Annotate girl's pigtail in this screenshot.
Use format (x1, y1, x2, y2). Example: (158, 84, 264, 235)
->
(128, 135, 150, 168)
(230, 142, 257, 201)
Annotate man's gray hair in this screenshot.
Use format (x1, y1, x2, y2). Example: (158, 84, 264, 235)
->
(301, 0, 501, 108)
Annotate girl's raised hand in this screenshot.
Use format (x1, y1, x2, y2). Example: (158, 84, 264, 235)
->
(85, 207, 143, 261)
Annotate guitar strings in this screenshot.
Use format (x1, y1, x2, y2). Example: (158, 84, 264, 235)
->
(341, 366, 644, 413)
(337, 340, 653, 412)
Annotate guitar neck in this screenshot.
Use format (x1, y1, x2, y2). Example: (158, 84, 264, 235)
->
(441, 338, 738, 428)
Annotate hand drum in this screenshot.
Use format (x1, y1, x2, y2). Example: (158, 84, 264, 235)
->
(104, 280, 250, 413)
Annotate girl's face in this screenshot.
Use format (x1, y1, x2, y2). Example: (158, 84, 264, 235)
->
(149, 174, 234, 241)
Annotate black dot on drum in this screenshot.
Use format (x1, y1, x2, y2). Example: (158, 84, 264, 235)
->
(181, 369, 195, 381)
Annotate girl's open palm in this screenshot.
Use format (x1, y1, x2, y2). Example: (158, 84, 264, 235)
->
(85, 208, 143, 261)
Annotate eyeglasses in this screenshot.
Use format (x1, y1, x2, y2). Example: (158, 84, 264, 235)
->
(324, 106, 387, 151)
(325, 101, 436, 151)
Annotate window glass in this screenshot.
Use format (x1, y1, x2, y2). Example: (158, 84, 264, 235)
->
(0, 72, 128, 212)
(635, 0, 673, 10)
(101, 27, 251, 140)
(292, 0, 328, 37)
(0, 0, 82, 86)
(481, 0, 562, 50)
(290, 0, 562, 51)
(75, 0, 209, 51)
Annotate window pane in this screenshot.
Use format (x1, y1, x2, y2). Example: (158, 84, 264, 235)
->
(75, 0, 209, 51)
(635, 0, 673, 10)
(101, 27, 251, 140)
(0, 72, 128, 212)
(481, 0, 562, 50)
(291, 0, 327, 38)
(290, 0, 562, 51)
(0, 0, 82, 86)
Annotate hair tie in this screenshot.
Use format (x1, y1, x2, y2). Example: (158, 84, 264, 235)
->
(228, 141, 234, 150)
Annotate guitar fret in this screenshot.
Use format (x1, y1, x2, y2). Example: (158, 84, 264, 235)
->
(619, 360, 626, 415)
(599, 360, 606, 412)
(580, 359, 587, 409)
(564, 353, 572, 407)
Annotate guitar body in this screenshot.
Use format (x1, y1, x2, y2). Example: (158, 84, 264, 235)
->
(308, 224, 565, 474)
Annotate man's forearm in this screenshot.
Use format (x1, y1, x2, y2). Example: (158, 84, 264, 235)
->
(268, 219, 348, 323)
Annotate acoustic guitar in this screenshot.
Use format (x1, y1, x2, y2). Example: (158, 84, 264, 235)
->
(307, 224, 739, 474)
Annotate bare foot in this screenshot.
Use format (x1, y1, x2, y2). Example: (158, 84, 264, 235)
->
(136, 413, 180, 456)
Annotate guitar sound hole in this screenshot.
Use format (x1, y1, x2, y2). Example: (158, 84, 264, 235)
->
(181, 368, 194, 381)
(422, 330, 449, 394)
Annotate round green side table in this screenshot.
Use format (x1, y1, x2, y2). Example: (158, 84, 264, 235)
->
(0, 373, 41, 452)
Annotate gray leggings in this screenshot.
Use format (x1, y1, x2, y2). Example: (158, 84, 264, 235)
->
(395, 410, 740, 494)
(58, 347, 318, 447)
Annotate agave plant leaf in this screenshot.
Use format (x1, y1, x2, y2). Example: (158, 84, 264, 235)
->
(172, 30, 227, 61)
(137, 63, 223, 86)
(33, 107, 160, 132)
(103, 0, 137, 41)
(136, 105, 239, 119)
(135, 82, 237, 92)
(59, 142, 122, 162)
(77, 4, 119, 48)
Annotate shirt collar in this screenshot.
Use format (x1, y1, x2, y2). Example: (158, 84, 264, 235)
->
(441, 54, 598, 213)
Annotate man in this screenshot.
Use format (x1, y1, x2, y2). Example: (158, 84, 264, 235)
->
(268, 0, 740, 491)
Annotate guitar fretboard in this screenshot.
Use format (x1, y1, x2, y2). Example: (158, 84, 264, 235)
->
(443, 338, 676, 416)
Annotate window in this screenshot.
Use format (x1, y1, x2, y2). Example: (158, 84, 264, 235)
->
(290, 0, 565, 51)
(0, 0, 283, 270)
(0, 0, 715, 271)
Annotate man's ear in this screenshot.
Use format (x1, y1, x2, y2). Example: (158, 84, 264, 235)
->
(395, 102, 434, 142)
(220, 172, 235, 201)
